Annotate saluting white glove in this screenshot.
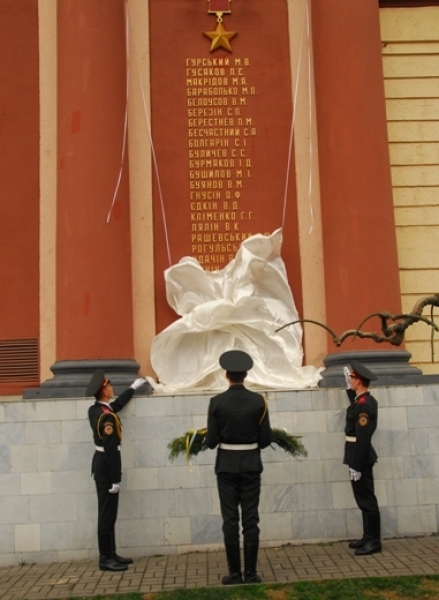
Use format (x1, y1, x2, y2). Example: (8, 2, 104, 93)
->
(349, 468, 362, 482)
(343, 366, 351, 389)
(130, 378, 146, 391)
(108, 483, 121, 494)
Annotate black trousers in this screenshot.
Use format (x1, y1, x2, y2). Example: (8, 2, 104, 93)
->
(95, 481, 119, 556)
(350, 464, 380, 540)
(217, 472, 261, 545)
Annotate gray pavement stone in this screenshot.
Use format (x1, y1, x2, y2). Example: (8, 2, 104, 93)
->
(1, 536, 439, 598)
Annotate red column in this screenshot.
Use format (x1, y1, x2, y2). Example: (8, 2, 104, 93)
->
(0, 0, 39, 395)
(311, 0, 402, 350)
(57, 0, 134, 360)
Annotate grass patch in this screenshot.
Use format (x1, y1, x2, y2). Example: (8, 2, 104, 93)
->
(68, 576, 439, 600)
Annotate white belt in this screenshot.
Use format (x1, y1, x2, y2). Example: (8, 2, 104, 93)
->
(345, 436, 356, 442)
(219, 443, 258, 450)
(95, 445, 121, 452)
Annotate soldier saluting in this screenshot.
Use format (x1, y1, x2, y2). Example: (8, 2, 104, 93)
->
(343, 360, 381, 555)
(86, 369, 147, 571)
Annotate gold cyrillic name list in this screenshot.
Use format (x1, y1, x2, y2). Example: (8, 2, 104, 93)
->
(186, 57, 257, 270)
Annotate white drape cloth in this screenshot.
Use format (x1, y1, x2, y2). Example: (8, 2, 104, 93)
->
(150, 229, 322, 391)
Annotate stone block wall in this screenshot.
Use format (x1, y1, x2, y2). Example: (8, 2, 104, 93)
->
(0, 384, 439, 566)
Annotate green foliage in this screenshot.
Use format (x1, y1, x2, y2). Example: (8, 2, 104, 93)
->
(167, 428, 307, 463)
(143, 587, 266, 600)
(69, 575, 439, 600)
(270, 428, 307, 458)
(167, 428, 208, 462)
(289, 575, 439, 599)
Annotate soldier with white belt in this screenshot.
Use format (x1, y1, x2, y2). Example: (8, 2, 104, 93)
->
(205, 350, 272, 585)
(86, 369, 147, 571)
(343, 360, 381, 556)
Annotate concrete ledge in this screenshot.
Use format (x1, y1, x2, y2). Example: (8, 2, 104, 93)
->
(22, 359, 151, 399)
(1, 384, 439, 565)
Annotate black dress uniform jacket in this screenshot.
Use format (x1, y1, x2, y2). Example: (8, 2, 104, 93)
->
(343, 389, 378, 473)
(88, 388, 134, 484)
(205, 384, 272, 470)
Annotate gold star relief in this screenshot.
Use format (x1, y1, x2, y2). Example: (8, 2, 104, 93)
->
(204, 22, 237, 53)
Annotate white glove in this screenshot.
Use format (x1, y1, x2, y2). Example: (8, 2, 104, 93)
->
(108, 483, 121, 494)
(349, 468, 361, 482)
(343, 366, 351, 389)
(130, 378, 146, 391)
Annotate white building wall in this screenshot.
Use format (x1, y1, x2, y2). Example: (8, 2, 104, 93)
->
(0, 386, 438, 566)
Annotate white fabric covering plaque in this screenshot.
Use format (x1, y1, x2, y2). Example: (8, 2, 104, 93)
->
(151, 229, 322, 391)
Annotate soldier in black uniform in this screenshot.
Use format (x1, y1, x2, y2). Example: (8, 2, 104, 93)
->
(343, 360, 381, 555)
(86, 369, 148, 571)
(205, 350, 272, 585)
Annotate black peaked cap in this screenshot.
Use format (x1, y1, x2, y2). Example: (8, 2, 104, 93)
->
(351, 360, 377, 381)
(86, 369, 106, 396)
(219, 350, 253, 372)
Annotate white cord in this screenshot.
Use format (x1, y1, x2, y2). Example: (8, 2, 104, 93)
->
(107, 0, 130, 224)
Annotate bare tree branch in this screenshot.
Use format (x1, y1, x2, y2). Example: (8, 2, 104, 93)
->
(275, 294, 439, 358)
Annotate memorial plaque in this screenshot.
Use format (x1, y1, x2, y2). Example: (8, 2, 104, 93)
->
(150, 0, 302, 331)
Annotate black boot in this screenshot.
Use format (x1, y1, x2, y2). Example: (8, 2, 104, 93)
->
(355, 539, 382, 556)
(98, 533, 128, 571)
(368, 512, 381, 541)
(113, 553, 133, 565)
(348, 513, 368, 549)
(110, 530, 133, 564)
(243, 542, 261, 584)
(99, 555, 128, 571)
(349, 538, 366, 549)
(98, 533, 112, 556)
(222, 543, 243, 585)
(355, 513, 381, 556)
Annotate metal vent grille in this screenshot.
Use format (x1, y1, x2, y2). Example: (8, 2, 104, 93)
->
(0, 339, 39, 382)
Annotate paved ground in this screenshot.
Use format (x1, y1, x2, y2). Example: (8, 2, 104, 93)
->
(1, 536, 439, 599)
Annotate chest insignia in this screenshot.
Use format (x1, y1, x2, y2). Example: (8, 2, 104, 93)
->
(358, 412, 369, 427)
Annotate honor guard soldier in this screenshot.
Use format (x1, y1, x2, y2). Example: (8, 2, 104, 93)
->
(86, 369, 148, 571)
(205, 350, 272, 585)
(343, 360, 381, 555)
